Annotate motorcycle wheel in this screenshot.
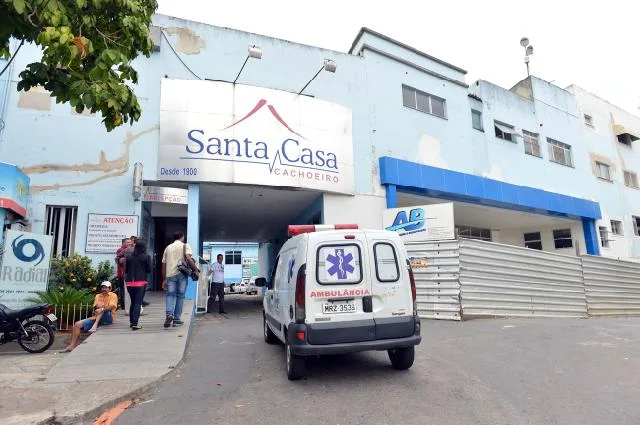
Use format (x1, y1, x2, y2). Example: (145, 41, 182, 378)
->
(18, 320, 55, 353)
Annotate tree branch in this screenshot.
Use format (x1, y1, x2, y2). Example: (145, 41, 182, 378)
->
(0, 39, 25, 78)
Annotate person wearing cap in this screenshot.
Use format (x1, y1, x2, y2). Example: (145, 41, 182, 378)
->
(60, 281, 118, 352)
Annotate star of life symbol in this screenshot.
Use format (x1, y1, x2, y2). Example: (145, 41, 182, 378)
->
(326, 248, 354, 280)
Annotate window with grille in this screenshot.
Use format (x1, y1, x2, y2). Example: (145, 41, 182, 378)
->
(595, 162, 612, 181)
(224, 250, 242, 265)
(45, 205, 78, 257)
(553, 228, 573, 249)
(624, 171, 639, 188)
(599, 226, 610, 248)
(523, 130, 541, 157)
(547, 138, 573, 167)
(611, 220, 623, 236)
(402, 85, 447, 119)
(524, 232, 542, 250)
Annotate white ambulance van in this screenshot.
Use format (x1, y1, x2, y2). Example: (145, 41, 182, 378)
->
(259, 224, 422, 380)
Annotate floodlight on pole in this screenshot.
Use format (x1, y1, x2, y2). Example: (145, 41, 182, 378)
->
(297, 59, 337, 96)
(521, 37, 534, 77)
(233, 45, 262, 84)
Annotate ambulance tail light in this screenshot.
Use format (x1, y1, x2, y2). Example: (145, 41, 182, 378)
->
(295, 264, 307, 324)
(288, 224, 358, 237)
(407, 260, 417, 314)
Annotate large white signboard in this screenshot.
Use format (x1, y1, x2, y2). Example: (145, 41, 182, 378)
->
(383, 203, 455, 242)
(158, 79, 355, 195)
(86, 214, 139, 253)
(0, 230, 53, 308)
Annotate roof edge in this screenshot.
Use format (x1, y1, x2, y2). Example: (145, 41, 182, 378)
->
(348, 27, 467, 74)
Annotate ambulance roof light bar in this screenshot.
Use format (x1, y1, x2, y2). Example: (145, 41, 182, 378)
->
(288, 224, 358, 236)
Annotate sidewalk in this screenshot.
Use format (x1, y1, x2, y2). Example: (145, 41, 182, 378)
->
(2, 292, 195, 425)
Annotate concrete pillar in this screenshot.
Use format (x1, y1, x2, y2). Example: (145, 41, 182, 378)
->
(582, 217, 600, 256)
(385, 184, 397, 209)
(185, 184, 200, 300)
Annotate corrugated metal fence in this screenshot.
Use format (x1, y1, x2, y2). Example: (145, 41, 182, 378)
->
(582, 255, 640, 317)
(458, 239, 587, 319)
(405, 240, 461, 321)
(406, 238, 640, 321)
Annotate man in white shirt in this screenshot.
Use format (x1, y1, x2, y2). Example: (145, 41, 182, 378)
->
(207, 253, 226, 314)
(161, 231, 199, 327)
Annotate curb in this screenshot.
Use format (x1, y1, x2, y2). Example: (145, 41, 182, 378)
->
(36, 304, 198, 425)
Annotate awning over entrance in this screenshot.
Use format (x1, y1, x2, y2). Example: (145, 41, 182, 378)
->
(379, 156, 602, 255)
(379, 156, 601, 220)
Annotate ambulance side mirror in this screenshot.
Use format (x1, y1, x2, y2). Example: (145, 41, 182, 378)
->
(255, 277, 267, 288)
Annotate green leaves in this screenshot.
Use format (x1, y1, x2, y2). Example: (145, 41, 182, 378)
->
(1, 0, 159, 132)
(12, 0, 25, 13)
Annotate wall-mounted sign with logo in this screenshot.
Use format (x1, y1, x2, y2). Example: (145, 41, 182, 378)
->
(157, 79, 355, 195)
(142, 186, 188, 204)
(85, 213, 139, 253)
(382, 203, 455, 242)
(0, 230, 53, 308)
(0, 162, 30, 217)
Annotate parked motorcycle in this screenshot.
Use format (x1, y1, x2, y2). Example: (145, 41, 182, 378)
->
(0, 303, 57, 353)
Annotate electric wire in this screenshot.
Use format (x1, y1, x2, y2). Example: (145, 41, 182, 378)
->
(160, 29, 202, 80)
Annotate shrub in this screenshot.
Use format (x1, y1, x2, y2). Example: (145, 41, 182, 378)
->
(49, 254, 96, 291)
(94, 260, 115, 285)
(29, 287, 95, 328)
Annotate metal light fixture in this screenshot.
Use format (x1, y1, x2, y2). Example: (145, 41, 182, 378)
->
(233, 44, 262, 84)
(520, 37, 534, 77)
(297, 59, 337, 96)
(132, 162, 143, 201)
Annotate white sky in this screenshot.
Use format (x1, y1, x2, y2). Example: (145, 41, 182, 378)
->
(157, 0, 640, 115)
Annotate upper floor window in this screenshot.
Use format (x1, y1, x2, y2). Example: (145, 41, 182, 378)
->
(611, 220, 623, 236)
(599, 226, 610, 248)
(523, 130, 541, 157)
(471, 109, 483, 131)
(624, 171, 639, 189)
(617, 133, 637, 146)
(595, 161, 612, 181)
(456, 225, 492, 242)
(633, 216, 640, 237)
(547, 138, 573, 167)
(45, 205, 77, 257)
(402, 85, 447, 119)
(524, 232, 542, 250)
(224, 250, 242, 265)
(494, 121, 517, 142)
(553, 228, 573, 249)
(584, 114, 594, 128)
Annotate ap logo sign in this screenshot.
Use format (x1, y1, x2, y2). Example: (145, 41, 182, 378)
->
(382, 203, 455, 242)
(385, 208, 426, 233)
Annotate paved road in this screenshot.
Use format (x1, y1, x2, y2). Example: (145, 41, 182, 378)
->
(116, 295, 640, 425)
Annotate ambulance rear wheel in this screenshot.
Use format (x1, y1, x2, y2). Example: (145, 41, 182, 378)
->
(388, 346, 415, 370)
(285, 340, 305, 380)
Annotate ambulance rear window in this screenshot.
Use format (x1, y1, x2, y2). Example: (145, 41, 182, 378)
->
(316, 244, 362, 285)
(374, 243, 399, 282)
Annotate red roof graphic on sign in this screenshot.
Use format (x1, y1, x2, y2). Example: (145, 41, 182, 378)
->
(221, 99, 306, 139)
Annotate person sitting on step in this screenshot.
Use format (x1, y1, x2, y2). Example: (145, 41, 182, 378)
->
(60, 281, 118, 353)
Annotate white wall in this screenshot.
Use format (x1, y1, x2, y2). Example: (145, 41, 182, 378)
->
(323, 194, 386, 229)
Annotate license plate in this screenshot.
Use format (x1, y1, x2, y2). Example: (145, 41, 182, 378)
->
(46, 313, 57, 322)
(323, 300, 356, 314)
